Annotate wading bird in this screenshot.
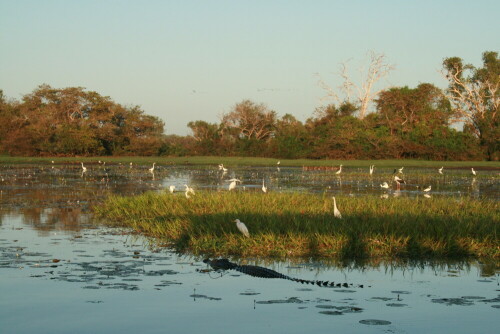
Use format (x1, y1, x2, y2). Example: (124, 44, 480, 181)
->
(184, 184, 195, 198)
(81, 162, 87, 173)
(234, 219, 250, 237)
(380, 182, 389, 189)
(149, 162, 156, 173)
(228, 178, 241, 191)
(471, 168, 476, 176)
(369, 165, 375, 175)
(438, 167, 443, 174)
(219, 164, 228, 173)
(398, 167, 404, 174)
(335, 165, 343, 175)
(423, 185, 431, 192)
(169, 185, 176, 193)
(393, 175, 405, 190)
(332, 196, 342, 219)
(262, 179, 267, 193)
(130, 162, 133, 169)
(185, 184, 195, 194)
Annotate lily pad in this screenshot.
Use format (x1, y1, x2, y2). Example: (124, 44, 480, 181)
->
(359, 319, 392, 325)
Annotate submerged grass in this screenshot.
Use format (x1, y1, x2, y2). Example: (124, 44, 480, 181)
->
(94, 191, 499, 260)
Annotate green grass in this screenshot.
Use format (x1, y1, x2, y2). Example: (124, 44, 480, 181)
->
(94, 191, 499, 260)
(1, 155, 499, 168)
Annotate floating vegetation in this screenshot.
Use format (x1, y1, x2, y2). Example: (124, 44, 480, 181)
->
(190, 294, 222, 301)
(386, 303, 408, 307)
(359, 319, 392, 325)
(256, 297, 304, 304)
(95, 191, 499, 260)
(431, 298, 475, 306)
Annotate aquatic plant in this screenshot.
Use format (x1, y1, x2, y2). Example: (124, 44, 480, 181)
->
(94, 192, 499, 259)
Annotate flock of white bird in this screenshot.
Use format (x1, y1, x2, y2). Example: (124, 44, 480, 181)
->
(75, 161, 481, 238)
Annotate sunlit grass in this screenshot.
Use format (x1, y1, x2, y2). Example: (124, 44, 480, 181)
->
(1, 155, 499, 168)
(94, 191, 499, 260)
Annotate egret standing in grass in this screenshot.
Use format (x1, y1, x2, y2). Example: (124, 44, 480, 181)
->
(369, 165, 375, 175)
(471, 168, 476, 176)
(380, 182, 389, 189)
(335, 164, 343, 175)
(438, 167, 443, 174)
(149, 162, 156, 173)
(423, 185, 432, 192)
(228, 178, 241, 191)
(332, 197, 342, 219)
(81, 162, 87, 173)
(262, 179, 267, 193)
(234, 219, 250, 237)
(184, 184, 195, 198)
(169, 185, 176, 193)
(398, 167, 404, 174)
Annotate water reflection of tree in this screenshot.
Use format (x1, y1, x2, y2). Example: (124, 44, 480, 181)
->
(0, 165, 169, 233)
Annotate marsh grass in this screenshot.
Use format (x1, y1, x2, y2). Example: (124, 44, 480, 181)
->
(2, 155, 499, 168)
(95, 191, 499, 259)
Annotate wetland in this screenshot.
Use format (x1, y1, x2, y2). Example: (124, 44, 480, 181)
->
(0, 161, 499, 333)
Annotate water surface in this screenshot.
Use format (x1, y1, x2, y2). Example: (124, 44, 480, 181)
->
(0, 163, 498, 333)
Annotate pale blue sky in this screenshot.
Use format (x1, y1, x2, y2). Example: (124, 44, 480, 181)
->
(1, 0, 498, 135)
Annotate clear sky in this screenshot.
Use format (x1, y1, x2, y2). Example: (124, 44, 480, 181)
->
(1, 0, 498, 135)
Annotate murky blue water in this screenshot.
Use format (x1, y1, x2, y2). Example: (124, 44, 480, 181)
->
(0, 163, 499, 333)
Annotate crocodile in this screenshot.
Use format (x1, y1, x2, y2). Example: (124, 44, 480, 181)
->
(203, 258, 364, 288)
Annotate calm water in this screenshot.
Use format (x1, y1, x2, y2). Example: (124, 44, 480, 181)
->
(1, 163, 499, 334)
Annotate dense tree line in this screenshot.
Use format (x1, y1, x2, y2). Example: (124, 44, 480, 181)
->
(0, 52, 498, 160)
(0, 85, 166, 156)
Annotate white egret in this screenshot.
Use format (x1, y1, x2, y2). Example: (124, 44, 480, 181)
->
(277, 161, 281, 165)
(184, 184, 195, 195)
(332, 197, 342, 219)
(130, 162, 133, 168)
(262, 179, 267, 193)
(369, 165, 375, 175)
(423, 185, 431, 192)
(81, 162, 87, 173)
(149, 162, 156, 173)
(335, 164, 343, 175)
(398, 167, 404, 174)
(169, 185, 176, 193)
(234, 219, 250, 237)
(380, 182, 389, 189)
(438, 167, 443, 174)
(471, 168, 476, 176)
(228, 178, 241, 191)
(393, 175, 405, 190)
